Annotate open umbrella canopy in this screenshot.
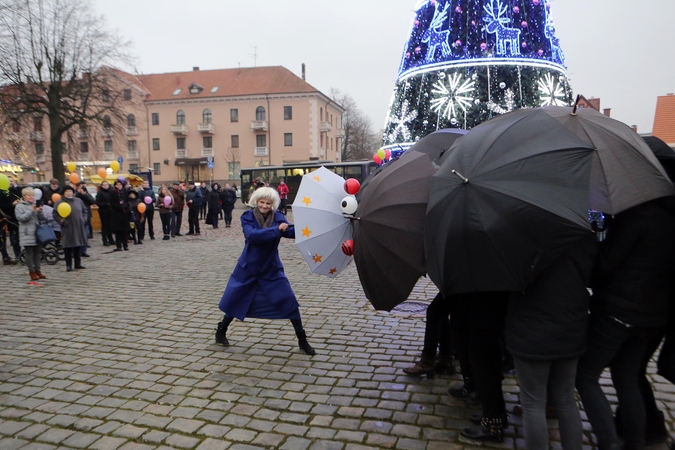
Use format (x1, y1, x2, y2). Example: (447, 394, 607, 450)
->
(425, 108, 596, 295)
(542, 106, 674, 214)
(642, 135, 675, 181)
(291, 166, 353, 278)
(354, 129, 466, 311)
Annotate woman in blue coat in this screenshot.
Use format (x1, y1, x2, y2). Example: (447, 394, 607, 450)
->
(216, 187, 315, 355)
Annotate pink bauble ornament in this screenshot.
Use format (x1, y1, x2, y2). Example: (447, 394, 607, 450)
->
(521, 42, 528, 48)
(414, 19, 419, 26)
(455, 40, 462, 46)
(480, 42, 487, 51)
(533, 0, 539, 5)
(414, 46, 421, 53)
(521, 21, 527, 27)
(537, 49, 544, 56)
(455, 6, 461, 13)
(513, 6, 520, 13)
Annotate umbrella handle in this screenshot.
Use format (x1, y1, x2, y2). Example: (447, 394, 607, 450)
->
(451, 170, 469, 184)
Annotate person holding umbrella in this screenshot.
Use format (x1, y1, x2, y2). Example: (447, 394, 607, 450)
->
(215, 187, 316, 356)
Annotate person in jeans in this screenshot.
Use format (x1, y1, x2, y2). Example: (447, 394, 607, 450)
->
(185, 181, 202, 235)
(506, 232, 597, 449)
(576, 198, 675, 450)
(14, 187, 46, 280)
(137, 180, 156, 240)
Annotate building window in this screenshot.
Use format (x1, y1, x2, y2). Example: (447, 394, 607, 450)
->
(255, 106, 266, 121)
(230, 109, 238, 122)
(35, 143, 44, 155)
(123, 89, 131, 100)
(203, 136, 212, 148)
(320, 107, 323, 121)
(153, 162, 161, 175)
(151, 113, 159, 125)
(330, 114, 333, 125)
(228, 161, 240, 180)
(203, 109, 212, 124)
(152, 138, 160, 150)
(104, 140, 113, 153)
(127, 114, 136, 127)
(103, 115, 112, 128)
(284, 106, 292, 120)
(33, 117, 42, 132)
(256, 134, 266, 147)
(129, 163, 138, 172)
(128, 140, 137, 152)
(284, 133, 292, 146)
(176, 110, 185, 125)
(102, 89, 110, 102)
(231, 135, 239, 148)
(321, 134, 324, 147)
(80, 142, 89, 153)
(177, 137, 186, 150)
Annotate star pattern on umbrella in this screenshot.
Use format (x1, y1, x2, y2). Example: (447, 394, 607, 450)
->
(313, 175, 322, 182)
(312, 254, 323, 263)
(329, 268, 337, 275)
(302, 196, 312, 206)
(302, 226, 312, 237)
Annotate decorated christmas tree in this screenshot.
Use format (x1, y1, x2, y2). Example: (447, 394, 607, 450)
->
(383, 0, 573, 150)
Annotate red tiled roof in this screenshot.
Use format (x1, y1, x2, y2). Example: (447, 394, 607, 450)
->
(653, 93, 675, 145)
(135, 66, 320, 101)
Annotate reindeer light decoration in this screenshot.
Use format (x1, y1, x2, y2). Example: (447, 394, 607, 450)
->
(421, 1, 451, 62)
(483, 0, 521, 56)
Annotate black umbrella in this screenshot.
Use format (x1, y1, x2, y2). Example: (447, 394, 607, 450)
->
(353, 129, 466, 311)
(642, 135, 675, 181)
(542, 106, 674, 214)
(425, 108, 596, 295)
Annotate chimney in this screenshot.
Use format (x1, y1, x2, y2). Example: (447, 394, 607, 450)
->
(631, 125, 638, 133)
(603, 108, 611, 117)
(193, 66, 199, 71)
(301, 63, 306, 81)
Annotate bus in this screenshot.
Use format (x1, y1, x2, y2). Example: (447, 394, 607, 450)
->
(240, 160, 377, 205)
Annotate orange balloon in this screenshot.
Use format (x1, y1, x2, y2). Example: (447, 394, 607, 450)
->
(137, 203, 146, 213)
(69, 172, 80, 184)
(51, 193, 61, 203)
(97, 168, 107, 179)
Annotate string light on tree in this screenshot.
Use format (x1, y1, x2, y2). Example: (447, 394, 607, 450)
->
(386, 100, 418, 144)
(430, 72, 476, 120)
(538, 72, 565, 106)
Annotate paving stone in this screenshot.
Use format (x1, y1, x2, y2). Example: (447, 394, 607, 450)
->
(166, 418, 205, 434)
(279, 436, 312, 449)
(112, 424, 147, 440)
(0, 419, 31, 435)
(141, 430, 170, 444)
(195, 438, 232, 450)
(61, 432, 102, 448)
(164, 433, 201, 449)
(35, 428, 75, 444)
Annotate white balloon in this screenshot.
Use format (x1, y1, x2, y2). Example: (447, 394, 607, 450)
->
(341, 196, 358, 215)
(33, 188, 43, 200)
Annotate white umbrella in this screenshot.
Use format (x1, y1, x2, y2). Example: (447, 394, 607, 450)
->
(292, 166, 353, 277)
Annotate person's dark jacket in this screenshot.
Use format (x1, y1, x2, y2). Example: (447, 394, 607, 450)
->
(506, 232, 598, 361)
(170, 186, 185, 213)
(76, 188, 95, 220)
(0, 190, 19, 231)
(42, 186, 61, 207)
(221, 188, 236, 210)
(109, 187, 129, 232)
(138, 187, 156, 212)
(207, 185, 222, 215)
(592, 199, 675, 328)
(96, 185, 113, 211)
(186, 186, 203, 208)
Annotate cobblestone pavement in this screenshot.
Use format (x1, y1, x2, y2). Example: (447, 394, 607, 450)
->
(1, 206, 674, 450)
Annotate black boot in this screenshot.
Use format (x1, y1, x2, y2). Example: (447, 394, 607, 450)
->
(215, 322, 229, 346)
(402, 354, 436, 378)
(460, 416, 504, 443)
(448, 377, 478, 404)
(435, 353, 455, 375)
(296, 330, 316, 355)
(469, 412, 508, 427)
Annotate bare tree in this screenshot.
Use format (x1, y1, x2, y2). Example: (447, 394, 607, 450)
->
(0, 0, 132, 185)
(330, 89, 380, 161)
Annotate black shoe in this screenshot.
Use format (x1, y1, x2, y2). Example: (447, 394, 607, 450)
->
(137, 241, 143, 245)
(103, 242, 110, 247)
(186, 232, 194, 235)
(460, 422, 503, 443)
(123, 247, 129, 251)
(469, 412, 509, 427)
(175, 233, 183, 236)
(150, 236, 155, 240)
(298, 338, 316, 355)
(215, 323, 230, 346)
(163, 236, 170, 240)
(81, 253, 90, 257)
(195, 232, 200, 236)
(66, 266, 73, 272)
(74, 265, 86, 270)
(113, 248, 122, 252)
(449, 385, 479, 403)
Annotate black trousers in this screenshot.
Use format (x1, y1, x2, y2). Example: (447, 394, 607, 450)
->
(114, 231, 128, 249)
(188, 207, 200, 234)
(223, 206, 234, 226)
(64, 247, 81, 268)
(452, 292, 509, 419)
(139, 209, 154, 240)
(422, 293, 452, 358)
(160, 213, 171, 236)
(99, 208, 114, 245)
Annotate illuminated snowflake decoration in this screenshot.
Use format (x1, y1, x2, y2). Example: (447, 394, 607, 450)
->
(430, 72, 476, 120)
(386, 101, 418, 144)
(538, 73, 565, 106)
(488, 89, 516, 115)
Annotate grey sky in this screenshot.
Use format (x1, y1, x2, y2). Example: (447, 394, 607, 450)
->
(93, 0, 674, 135)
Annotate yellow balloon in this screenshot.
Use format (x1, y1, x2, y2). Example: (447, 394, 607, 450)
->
(377, 148, 386, 160)
(110, 161, 120, 173)
(57, 202, 72, 218)
(66, 161, 76, 172)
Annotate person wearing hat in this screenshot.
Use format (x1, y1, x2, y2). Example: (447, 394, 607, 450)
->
(53, 185, 88, 271)
(185, 181, 203, 236)
(169, 181, 185, 237)
(109, 179, 130, 251)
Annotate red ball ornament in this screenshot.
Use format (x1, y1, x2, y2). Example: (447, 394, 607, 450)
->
(384, 149, 391, 160)
(373, 154, 382, 165)
(344, 178, 361, 195)
(341, 240, 354, 256)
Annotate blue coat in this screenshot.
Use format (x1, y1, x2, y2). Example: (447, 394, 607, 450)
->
(219, 210, 297, 320)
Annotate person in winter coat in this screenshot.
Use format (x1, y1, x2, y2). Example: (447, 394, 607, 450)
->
(199, 182, 209, 220)
(185, 181, 202, 235)
(576, 198, 675, 450)
(109, 180, 130, 251)
(76, 182, 94, 256)
(137, 180, 156, 240)
(207, 183, 222, 229)
(156, 185, 174, 240)
(169, 182, 185, 237)
(276, 179, 289, 215)
(215, 187, 316, 355)
(53, 185, 88, 271)
(15, 187, 46, 280)
(0, 185, 21, 265)
(42, 178, 61, 208)
(505, 233, 597, 449)
(126, 190, 143, 245)
(96, 181, 115, 246)
(221, 183, 237, 228)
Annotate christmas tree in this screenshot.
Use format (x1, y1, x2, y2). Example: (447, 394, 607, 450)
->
(383, 0, 573, 150)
